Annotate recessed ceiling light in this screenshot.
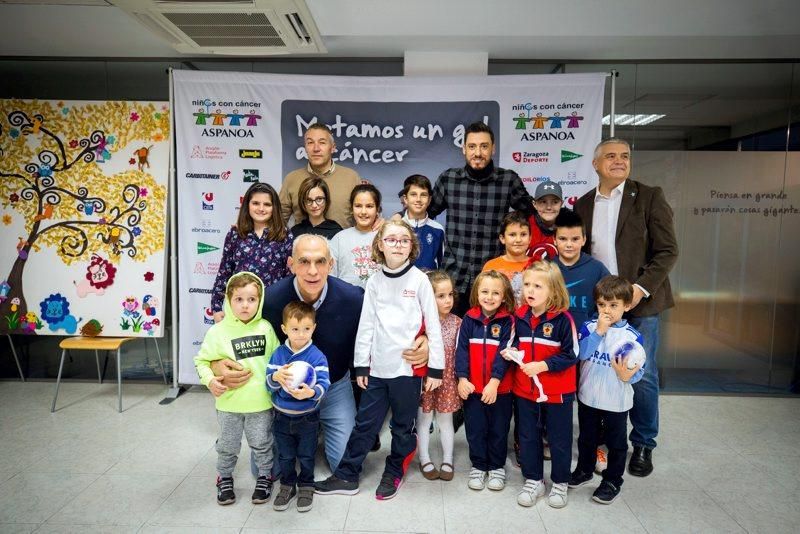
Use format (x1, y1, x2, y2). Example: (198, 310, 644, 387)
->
(602, 114, 665, 126)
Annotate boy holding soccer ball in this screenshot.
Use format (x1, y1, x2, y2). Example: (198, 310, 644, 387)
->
(266, 301, 330, 512)
(569, 275, 646, 505)
(195, 272, 280, 507)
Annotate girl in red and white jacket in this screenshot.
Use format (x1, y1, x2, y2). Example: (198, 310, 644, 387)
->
(455, 270, 516, 493)
(504, 260, 578, 510)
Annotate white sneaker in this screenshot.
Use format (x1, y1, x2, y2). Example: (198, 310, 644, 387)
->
(517, 479, 545, 507)
(468, 468, 486, 490)
(548, 482, 569, 508)
(486, 468, 506, 491)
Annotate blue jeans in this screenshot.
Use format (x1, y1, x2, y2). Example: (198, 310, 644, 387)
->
(250, 372, 357, 478)
(274, 411, 319, 487)
(627, 314, 660, 449)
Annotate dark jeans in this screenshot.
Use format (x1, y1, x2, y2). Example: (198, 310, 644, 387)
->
(517, 395, 573, 484)
(576, 401, 627, 487)
(274, 410, 320, 488)
(463, 393, 513, 471)
(627, 314, 660, 449)
(335, 375, 422, 482)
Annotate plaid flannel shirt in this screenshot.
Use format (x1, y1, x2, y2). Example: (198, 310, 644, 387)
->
(428, 164, 533, 293)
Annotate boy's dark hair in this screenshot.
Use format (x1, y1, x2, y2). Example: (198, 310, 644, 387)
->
(282, 300, 316, 324)
(555, 209, 585, 236)
(464, 121, 495, 144)
(226, 273, 262, 300)
(594, 275, 634, 305)
(499, 211, 530, 235)
(349, 183, 382, 211)
(399, 174, 432, 198)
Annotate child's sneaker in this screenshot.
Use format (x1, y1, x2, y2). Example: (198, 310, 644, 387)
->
(251, 475, 273, 504)
(467, 468, 486, 490)
(216, 476, 235, 505)
(547, 482, 569, 508)
(375, 473, 402, 500)
(568, 469, 594, 488)
(517, 478, 545, 507)
(595, 448, 608, 474)
(296, 486, 314, 512)
(272, 483, 297, 511)
(592, 480, 621, 504)
(314, 475, 359, 495)
(486, 468, 506, 491)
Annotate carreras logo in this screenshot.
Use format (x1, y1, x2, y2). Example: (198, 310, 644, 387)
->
(201, 192, 214, 210)
(197, 242, 219, 254)
(239, 149, 262, 159)
(192, 98, 263, 139)
(561, 150, 582, 162)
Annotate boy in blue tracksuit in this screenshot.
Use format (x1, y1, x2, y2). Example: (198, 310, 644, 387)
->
(553, 210, 610, 328)
(266, 301, 330, 512)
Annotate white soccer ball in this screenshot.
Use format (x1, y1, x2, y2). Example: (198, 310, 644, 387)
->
(611, 340, 646, 370)
(282, 361, 317, 392)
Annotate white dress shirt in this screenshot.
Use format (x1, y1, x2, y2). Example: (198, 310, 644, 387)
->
(591, 181, 626, 276)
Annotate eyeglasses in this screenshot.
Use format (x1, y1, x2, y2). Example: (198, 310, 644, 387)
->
(382, 237, 412, 247)
(305, 197, 326, 206)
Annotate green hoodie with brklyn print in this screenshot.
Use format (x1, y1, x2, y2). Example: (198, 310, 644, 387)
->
(194, 271, 279, 413)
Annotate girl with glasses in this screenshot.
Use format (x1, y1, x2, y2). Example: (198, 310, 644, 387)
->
(291, 176, 343, 240)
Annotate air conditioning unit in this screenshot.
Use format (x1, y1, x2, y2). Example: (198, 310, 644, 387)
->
(112, 0, 326, 55)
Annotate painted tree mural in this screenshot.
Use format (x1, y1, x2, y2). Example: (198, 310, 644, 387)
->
(0, 100, 169, 334)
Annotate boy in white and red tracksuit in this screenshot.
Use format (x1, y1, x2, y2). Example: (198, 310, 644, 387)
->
(514, 305, 578, 497)
(455, 306, 515, 489)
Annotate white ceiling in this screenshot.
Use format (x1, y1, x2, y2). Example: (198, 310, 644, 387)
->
(1, 0, 799, 59)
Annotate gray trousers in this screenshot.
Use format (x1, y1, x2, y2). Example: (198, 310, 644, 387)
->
(216, 409, 274, 478)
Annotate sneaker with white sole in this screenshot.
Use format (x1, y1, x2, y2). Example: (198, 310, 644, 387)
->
(486, 468, 506, 491)
(595, 447, 608, 475)
(548, 482, 569, 508)
(467, 468, 486, 490)
(517, 478, 545, 507)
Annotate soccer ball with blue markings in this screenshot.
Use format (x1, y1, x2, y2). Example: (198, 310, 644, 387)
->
(283, 361, 317, 392)
(611, 340, 646, 370)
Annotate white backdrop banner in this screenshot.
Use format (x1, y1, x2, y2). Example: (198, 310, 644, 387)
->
(173, 70, 605, 384)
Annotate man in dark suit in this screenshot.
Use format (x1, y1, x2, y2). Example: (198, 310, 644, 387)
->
(574, 138, 678, 477)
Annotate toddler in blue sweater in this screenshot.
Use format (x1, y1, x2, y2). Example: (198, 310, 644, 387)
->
(266, 301, 330, 513)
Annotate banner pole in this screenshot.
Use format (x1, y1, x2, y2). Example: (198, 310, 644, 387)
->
(161, 67, 186, 404)
(610, 69, 618, 137)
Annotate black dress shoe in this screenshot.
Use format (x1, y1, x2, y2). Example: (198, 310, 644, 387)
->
(628, 446, 653, 477)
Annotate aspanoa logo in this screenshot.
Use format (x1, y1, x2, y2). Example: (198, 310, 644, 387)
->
(192, 98, 263, 138)
(511, 101, 585, 141)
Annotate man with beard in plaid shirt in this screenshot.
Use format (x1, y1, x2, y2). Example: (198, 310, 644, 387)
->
(429, 121, 535, 315)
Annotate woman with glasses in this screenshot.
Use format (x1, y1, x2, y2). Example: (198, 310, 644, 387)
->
(291, 176, 343, 241)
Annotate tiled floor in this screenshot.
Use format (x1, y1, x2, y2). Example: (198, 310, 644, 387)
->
(0, 381, 798, 533)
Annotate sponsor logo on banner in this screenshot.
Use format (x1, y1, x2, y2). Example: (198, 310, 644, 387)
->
(194, 261, 220, 275)
(190, 145, 227, 159)
(191, 98, 263, 138)
(201, 192, 214, 210)
(185, 171, 230, 180)
(189, 287, 213, 294)
(243, 169, 259, 182)
(512, 151, 549, 164)
(239, 149, 262, 159)
(520, 176, 551, 184)
(191, 219, 220, 234)
(511, 102, 584, 141)
(561, 150, 582, 162)
(197, 242, 219, 254)
(203, 307, 215, 325)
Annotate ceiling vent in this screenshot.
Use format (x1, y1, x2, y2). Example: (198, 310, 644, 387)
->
(112, 0, 326, 55)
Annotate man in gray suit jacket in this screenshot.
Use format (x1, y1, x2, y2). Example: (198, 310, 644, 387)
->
(574, 138, 678, 478)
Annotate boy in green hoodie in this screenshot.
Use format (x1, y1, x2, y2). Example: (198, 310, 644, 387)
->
(195, 272, 280, 506)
